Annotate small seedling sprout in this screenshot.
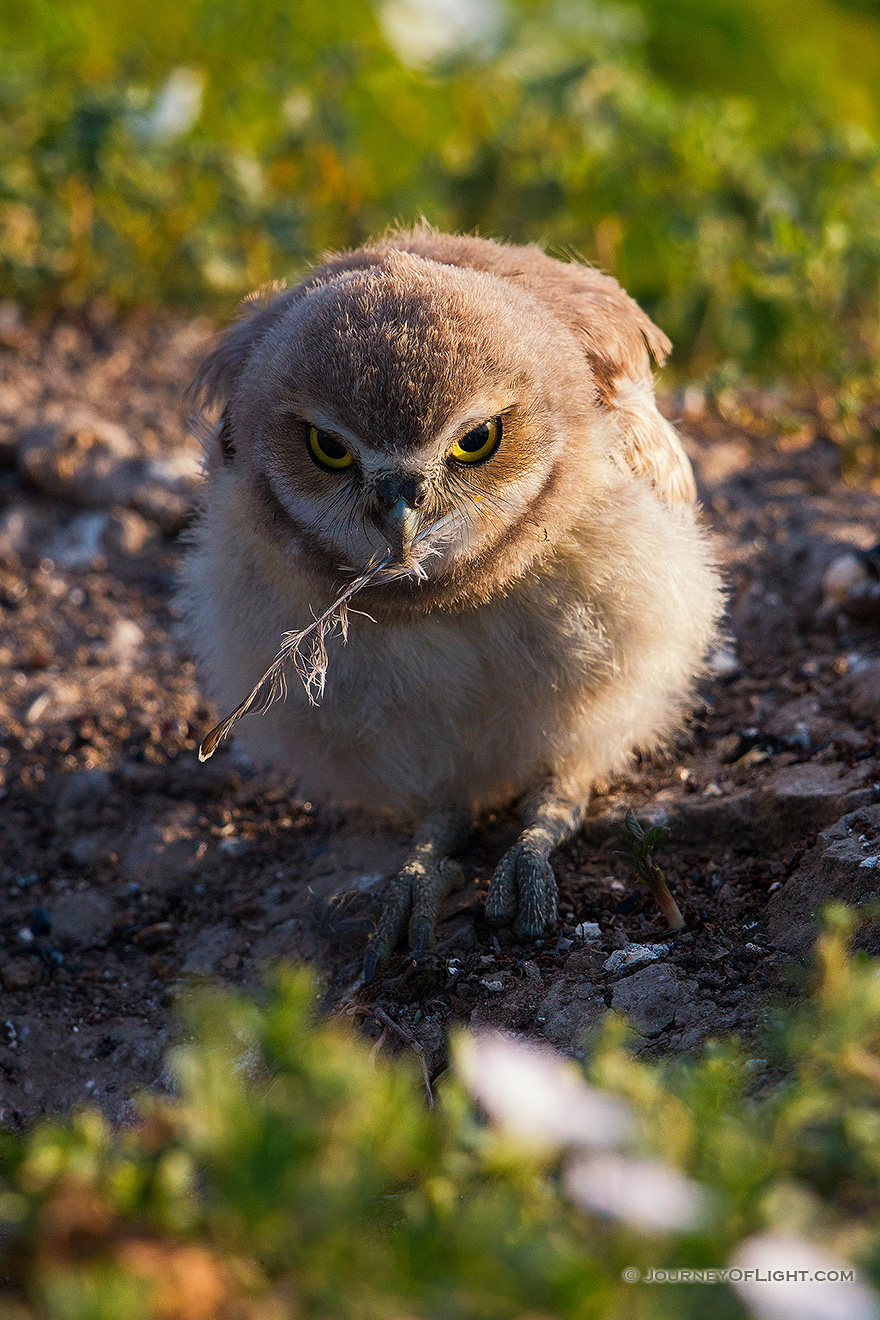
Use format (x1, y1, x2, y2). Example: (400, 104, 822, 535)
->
(616, 808, 685, 932)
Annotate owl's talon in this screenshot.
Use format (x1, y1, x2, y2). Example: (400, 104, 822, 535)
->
(363, 852, 467, 977)
(486, 843, 557, 939)
(408, 917, 432, 959)
(362, 945, 381, 984)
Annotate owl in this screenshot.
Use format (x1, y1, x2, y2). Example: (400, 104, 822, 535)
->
(180, 226, 723, 978)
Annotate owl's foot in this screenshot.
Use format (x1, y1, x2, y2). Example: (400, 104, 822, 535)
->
(485, 843, 558, 938)
(485, 784, 584, 940)
(363, 810, 471, 980)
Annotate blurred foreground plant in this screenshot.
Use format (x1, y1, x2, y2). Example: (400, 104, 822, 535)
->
(3, 907, 880, 1317)
(0, 0, 879, 404)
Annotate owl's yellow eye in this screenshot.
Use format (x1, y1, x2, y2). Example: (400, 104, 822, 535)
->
(450, 416, 502, 465)
(307, 425, 354, 471)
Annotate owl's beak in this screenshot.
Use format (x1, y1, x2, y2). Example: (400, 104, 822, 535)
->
(382, 497, 420, 563)
(373, 473, 426, 564)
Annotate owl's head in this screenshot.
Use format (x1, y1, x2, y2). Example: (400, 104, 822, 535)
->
(193, 241, 648, 611)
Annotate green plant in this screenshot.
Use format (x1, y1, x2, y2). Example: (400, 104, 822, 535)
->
(0, 0, 879, 403)
(616, 809, 684, 931)
(3, 907, 880, 1318)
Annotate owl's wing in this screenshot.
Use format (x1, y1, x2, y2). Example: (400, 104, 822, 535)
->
(605, 375, 697, 506)
(387, 227, 697, 507)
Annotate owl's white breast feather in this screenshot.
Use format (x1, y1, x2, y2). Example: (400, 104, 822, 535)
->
(180, 461, 720, 820)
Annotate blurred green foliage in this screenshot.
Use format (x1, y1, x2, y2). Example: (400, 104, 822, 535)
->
(1, 0, 879, 395)
(3, 908, 880, 1318)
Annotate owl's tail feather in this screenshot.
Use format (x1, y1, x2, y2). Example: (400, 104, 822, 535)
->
(198, 518, 454, 760)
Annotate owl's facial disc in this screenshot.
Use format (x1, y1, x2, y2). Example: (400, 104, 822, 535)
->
(259, 387, 541, 583)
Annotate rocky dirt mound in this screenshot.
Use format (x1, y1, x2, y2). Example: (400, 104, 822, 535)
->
(2, 314, 880, 1124)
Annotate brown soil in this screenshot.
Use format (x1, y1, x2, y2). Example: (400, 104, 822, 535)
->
(2, 314, 880, 1125)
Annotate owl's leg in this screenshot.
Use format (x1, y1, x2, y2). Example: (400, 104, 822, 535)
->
(363, 808, 472, 981)
(485, 783, 585, 939)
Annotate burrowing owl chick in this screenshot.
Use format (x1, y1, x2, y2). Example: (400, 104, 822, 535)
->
(181, 227, 723, 977)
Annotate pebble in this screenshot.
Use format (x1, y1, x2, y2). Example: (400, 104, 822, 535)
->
(133, 921, 176, 947)
(51, 889, 114, 946)
(604, 942, 672, 975)
(218, 836, 247, 855)
(28, 908, 51, 937)
(574, 921, 602, 942)
(611, 963, 696, 1037)
(15, 412, 201, 532)
(480, 979, 504, 993)
(57, 768, 112, 813)
(1, 960, 40, 991)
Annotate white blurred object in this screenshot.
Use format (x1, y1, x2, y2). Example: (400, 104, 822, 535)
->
(730, 1234, 880, 1320)
(707, 644, 740, 678)
(565, 1152, 709, 1233)
(142, 68, 205, 142)
(822, 552, 868, 608)
(49, 512, 109, 568)
(456, 1029, 632, 1151)
(380, 0, 505, 66)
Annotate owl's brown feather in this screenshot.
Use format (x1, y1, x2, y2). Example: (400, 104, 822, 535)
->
(193, 223, 695, 507)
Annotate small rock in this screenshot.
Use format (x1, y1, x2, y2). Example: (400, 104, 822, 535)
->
(48, 511, 110, 568)
(16, 412, 201, 532)
(761, 762, 876, 841)
(604, 943, 671, 975)
(133, 922, 175, 948)
(51, 889, 114, 946)
(67, 834, 112, 867)
(766, 802, 880, 958)
(28, 908, 51, 938)
(345, 873, 384, 892)
(17, 413, 142, 508)
(823, 551, 869, 609)
(57, 768, 112, 813)
(121, 808, 204, 890)
(764, 695, 831, 750)
(480, 979, 504, 993)
(536, 980, 605, 1051)
(611, 963, 696, 1037)
(218, 836, 247, 855)
(574, 921, 602, 942)
(180, 926, 230, 975)
(0, 507, 36, 564)
(707, 645, 740, 678)
(564, 948, 604, 977)
(1, 959, 40, 991)
(105, 619, 144, 667)
(102, 508, 156, 556)
(846, 657, 880, 721)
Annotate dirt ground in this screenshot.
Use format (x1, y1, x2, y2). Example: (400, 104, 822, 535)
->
(3, 312, 880, 1126)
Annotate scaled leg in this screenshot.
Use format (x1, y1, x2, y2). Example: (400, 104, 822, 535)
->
(363, 809, 471, 979)
(485, 783, 585, 938)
